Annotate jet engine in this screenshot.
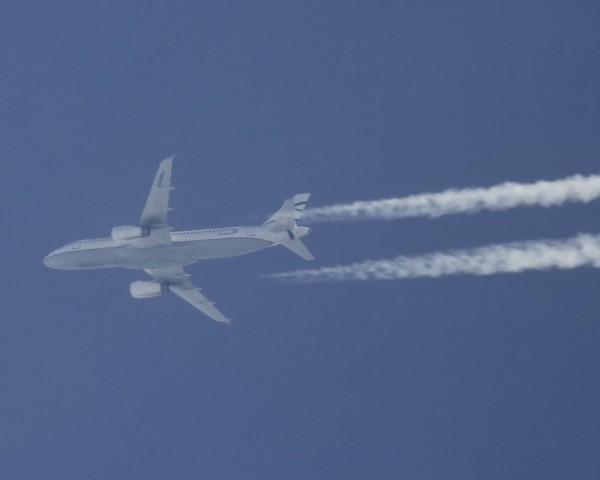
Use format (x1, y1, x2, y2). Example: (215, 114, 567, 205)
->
(130, 281, 166, 299)
(111, 225, 149, 242)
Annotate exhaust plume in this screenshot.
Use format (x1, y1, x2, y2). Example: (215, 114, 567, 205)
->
(268, 234, 600, 282)
(304, 174, 600, 222)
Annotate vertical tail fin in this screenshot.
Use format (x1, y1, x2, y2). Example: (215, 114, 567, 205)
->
(263, 193, 311, 232)
(263, 193, 315, 260)
(290, 193, 310, 221)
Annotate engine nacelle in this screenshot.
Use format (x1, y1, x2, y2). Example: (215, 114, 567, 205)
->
(130, 281, 166, 299)
(111, 225, 149, 242)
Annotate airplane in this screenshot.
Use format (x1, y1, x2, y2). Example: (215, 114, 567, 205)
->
(44, 157, 314, 323)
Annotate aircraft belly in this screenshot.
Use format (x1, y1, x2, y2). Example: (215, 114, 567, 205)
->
(189, 237, 272, 260)
(116, 244, 191, 269)
(50, 248, 120, 270)
(115, 238, 271, 269)
(48, 237, 273, 270)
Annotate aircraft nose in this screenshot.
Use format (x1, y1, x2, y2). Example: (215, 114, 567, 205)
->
(44, 251, 59, 268)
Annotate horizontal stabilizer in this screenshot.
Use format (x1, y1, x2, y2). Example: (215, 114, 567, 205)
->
(282, 238, 315, 261)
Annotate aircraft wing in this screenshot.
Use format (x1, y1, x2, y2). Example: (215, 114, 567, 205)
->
(145, 266, 231, 324)
(140, 156, 175, 227)
(136, 157, 175, 247)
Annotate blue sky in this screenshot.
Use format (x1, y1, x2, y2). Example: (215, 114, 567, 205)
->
(2, 1, 600, 479)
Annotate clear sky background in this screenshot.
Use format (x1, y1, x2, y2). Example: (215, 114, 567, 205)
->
(2, 1, 600, 479)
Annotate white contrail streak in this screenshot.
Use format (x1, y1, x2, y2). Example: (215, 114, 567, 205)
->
(268, 234, 600, 282)
(303, 174, 600, 222)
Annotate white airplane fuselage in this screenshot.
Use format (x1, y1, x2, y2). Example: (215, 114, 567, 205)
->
(44, 225, 309, 271)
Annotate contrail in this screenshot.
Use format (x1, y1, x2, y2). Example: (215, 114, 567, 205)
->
(268, 234, 600, 282)
(304, 174, 600, 222)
